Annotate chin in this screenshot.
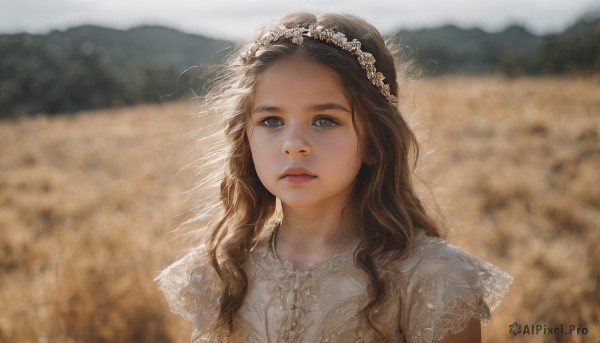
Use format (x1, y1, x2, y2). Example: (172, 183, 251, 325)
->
(277, 196, 323, 208)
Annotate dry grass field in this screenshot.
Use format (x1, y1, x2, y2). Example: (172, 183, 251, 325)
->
(0, 76, 598, 342)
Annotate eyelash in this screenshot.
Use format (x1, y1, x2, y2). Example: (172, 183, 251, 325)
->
(258, 116, 339, 128)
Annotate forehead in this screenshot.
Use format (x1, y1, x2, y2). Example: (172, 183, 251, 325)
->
(252, 56, 351, 112)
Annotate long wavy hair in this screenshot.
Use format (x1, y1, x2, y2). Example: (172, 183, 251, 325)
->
(180, 11, 444, 342)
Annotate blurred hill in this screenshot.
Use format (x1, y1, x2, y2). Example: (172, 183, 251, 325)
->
(393, 11, 600, 75)
(393, 24, 543, 75)
(0, 26, 233, 117)
(498, 11, 600, 75)
(0, 11, 598, 118)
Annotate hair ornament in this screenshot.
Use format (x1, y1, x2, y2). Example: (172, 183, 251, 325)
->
(240, 25, 398, 104)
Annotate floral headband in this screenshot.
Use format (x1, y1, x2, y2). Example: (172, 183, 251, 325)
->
(240, 25, 398, 104)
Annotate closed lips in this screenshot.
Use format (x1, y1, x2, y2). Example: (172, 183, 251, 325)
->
(281, 167, 316, 178)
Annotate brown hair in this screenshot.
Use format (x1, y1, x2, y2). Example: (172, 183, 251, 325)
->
(182, 11, 443, 342)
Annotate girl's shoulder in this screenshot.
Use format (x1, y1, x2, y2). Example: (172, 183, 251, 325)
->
(394, 229, 504, 277)
(154, 245, 219, 322)
(390, 229, 513, 342)
(398, 230, 513, 295)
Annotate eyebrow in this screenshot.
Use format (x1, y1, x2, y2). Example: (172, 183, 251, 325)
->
(251, 103, 351, 115)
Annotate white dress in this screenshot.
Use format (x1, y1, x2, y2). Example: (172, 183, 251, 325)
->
(155, 225, 513, 342)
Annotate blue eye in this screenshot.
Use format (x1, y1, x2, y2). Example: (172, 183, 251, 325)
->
(259, 117, 283, 127)
(259, 117, 339, 128)
(314, 117, 338, 127)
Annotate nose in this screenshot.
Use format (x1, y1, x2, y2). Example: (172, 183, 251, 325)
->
(282, 123, 312, 156)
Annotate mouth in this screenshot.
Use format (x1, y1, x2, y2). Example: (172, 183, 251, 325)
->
(280, 174, 317, 183)
(280, 167, 317, 182)
(280, 167, 316, 179)
(282, 173, 314, 177)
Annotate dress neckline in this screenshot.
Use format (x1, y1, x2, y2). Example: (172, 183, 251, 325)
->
(268, 221, 357, 274)
(261, 221, 435, 275)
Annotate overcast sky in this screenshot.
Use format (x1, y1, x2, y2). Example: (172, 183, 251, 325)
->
(1, 0, 598, 41)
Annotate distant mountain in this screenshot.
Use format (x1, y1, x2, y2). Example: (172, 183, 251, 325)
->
(44, 25, 234, 90)
(560, 11, 600, 40)
(0, 25, 233, 117)
(498, 12, 600, 75)
(392, 24, 543, 75)
(1, 13, 598, 118)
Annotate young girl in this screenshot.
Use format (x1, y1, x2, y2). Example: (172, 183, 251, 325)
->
(155, 12, 513, 343)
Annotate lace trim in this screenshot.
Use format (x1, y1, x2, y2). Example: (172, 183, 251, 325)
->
(154, 246, 219, 336)
(154, 248, 201, 321)
(407, 244, 514, 343)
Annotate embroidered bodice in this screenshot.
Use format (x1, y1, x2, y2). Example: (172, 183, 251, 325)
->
(155, 227, 513, 342)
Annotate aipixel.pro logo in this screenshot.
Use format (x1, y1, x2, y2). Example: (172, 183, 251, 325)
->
(509, 322, 588, 336)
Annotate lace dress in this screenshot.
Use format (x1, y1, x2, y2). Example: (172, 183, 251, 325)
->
(155, 226, 513, 342)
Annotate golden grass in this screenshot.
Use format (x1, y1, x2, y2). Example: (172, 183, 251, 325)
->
(0, 76, 598, 342)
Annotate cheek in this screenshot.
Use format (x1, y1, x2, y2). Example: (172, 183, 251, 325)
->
(245, 130, 273, 177)
(321, 133, 360, 161)
(245, 125, 261, 154)
(245, 127, 260, 167)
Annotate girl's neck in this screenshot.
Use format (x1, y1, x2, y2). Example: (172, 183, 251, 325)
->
(277, 202, 359, 249)
(273, 212, 359, 272)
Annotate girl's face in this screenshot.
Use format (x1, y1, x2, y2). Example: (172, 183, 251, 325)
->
(245, 56, 365, 209)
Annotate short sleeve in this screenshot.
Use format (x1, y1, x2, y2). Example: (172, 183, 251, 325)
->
(403, 241, 513, 343)
(154, 246, 219, 324)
